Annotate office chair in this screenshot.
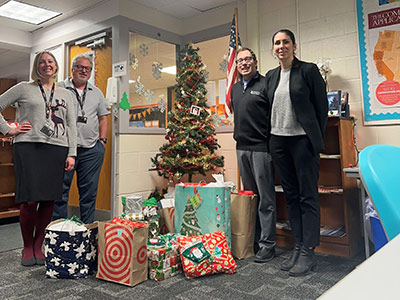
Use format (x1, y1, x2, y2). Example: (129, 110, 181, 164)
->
(359, 144, 400, 245)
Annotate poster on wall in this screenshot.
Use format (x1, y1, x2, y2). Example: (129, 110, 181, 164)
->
(356, 0, 400, 124)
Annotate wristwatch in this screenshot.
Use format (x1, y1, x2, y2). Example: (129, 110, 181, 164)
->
(99, 138, 107, 144)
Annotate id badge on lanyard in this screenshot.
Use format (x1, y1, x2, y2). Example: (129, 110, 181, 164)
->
(38, 80, 55, 137)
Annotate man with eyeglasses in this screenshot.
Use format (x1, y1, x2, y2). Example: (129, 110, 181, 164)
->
(53, 53, 110, 224)
(230, 47, 276, 263)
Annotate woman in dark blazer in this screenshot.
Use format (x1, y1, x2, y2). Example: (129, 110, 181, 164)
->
(265, 29, 328, 276)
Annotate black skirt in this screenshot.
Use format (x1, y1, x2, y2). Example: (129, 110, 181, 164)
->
(13, 142, 68, 204)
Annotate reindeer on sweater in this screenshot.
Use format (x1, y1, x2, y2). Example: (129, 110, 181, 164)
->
(51, 99, 66, 137)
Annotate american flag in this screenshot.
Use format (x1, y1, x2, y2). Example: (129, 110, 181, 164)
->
(225, 15, 241, 113)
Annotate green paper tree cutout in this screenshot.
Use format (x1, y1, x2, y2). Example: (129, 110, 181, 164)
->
(150, 43, 224, 182)
(119, 91, 130, 110)
(181, 196, 202, 236)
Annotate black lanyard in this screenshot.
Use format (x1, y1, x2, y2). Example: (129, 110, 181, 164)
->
(37, 80, 55, 120)
(66, 81, 88, 116)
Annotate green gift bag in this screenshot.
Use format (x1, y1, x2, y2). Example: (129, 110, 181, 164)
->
(174, 183, 231, 247)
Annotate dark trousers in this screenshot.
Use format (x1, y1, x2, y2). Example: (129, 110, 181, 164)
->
(269, 135, 320, 248)
(236, 150, 276, 251)
(53, 141, 105, 224)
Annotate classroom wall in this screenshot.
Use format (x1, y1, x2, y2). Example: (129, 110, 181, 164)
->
(18, 0, 400, 217)
(252, 0, 400, 150)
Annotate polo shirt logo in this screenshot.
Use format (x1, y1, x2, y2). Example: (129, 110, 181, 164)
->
(250, 90, 260, 95)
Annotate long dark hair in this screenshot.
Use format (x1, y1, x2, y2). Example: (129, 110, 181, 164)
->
(272, 29, 296, 45)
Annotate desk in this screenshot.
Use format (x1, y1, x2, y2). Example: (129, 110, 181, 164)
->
(318, 233, 400, 299)
(343, 167, 370, 258)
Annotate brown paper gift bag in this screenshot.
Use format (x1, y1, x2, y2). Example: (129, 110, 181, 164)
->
(159, 207, 175, 233)
(230, 192, 257, 259)
(97, 220, 148, 287)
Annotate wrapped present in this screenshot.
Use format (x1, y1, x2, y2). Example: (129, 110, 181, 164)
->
(147, 214, 160, 239)
(147, 233, 181, 281)
(97, 220, 148, 287)
(122, 194, 143, 214)
(44, 218, 98, 279)
(175, 183, 232, 247)
(121, 212, 145, 221)
(149, 265, 181, 281)
(178, 231, 237, 279)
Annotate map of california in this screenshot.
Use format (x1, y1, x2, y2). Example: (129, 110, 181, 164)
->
(373, 30, 400, 83)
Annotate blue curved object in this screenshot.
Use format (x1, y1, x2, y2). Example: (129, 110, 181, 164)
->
(359, 145, 400, 242)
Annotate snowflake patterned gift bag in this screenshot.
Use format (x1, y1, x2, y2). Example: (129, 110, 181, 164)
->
(174, 183, 232, 247)
(44, 218, 98, 279)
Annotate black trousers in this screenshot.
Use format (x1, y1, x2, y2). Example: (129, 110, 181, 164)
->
(269, 135, 320, 247)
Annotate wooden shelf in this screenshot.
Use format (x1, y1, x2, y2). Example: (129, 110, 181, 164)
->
(0, 163, 13, 167)
(0, 91, 18, 220)
(0, 193, 15, 198)
(0, 208, 19, 218)
(274, 118, 362, 257)
(320, 153, 341, 159)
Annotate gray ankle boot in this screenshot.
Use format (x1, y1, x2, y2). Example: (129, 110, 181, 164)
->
(288, 246, 317, 276)
(280, 244, 301, 271)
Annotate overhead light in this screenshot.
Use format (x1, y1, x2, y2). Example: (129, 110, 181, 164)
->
(87, 37, 106, 49)
(162, 66, 176, 75)
(0, 0, 61, 25)
(75, 32, 107, 46)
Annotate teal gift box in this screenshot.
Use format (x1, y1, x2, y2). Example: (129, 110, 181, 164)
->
(174, 183, 231, 247)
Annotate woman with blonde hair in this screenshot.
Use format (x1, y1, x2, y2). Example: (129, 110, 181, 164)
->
(0, 51, 76, 266)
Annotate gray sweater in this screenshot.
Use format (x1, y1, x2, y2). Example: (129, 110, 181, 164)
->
(0, 81, 77, 156)
(271, 68, 306, 136)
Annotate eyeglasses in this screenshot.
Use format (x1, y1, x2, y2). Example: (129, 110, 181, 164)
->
(74, 64, 92, 72)
(236, 56, 253, 64)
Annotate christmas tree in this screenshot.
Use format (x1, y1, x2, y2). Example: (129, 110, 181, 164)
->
(180, 196, 202, 236)
(151, 43, 224, 182)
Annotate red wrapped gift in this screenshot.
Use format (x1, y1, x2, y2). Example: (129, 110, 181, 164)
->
(178, 231, 237, 279)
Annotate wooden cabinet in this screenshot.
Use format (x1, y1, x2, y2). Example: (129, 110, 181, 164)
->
(275, 117, 362, 257)
(0, 79, 18, 219)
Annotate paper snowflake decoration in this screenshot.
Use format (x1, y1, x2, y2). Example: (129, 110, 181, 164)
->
(144, 89, 155, 102)
(139, 43, 149, 56)
(152, 61, 163, 79)
(158, 98, 166, 113)
(134, 76, 145, 95)
(129, 53, 138, 70)
(219, 58, 228, 72)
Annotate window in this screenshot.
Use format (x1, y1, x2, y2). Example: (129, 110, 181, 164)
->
(193, 35, 233, 130)
(129, 32, 177, 129)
